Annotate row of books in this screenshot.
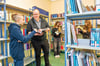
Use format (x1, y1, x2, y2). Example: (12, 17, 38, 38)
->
(67, 0, 100, 14)
(90, 28, 100, 47)
(24, 49, 31, 58)
(75, 19, 100, 26)
(75, 20, 85, 25)
(0, 62, 2, 66)
(0, 62, 14, 66)
(66, 49, 99, 66)
(67, 22, 78, 45)
(51, 13, 64, 18)
(21, 29, 27, 36)
(61, 37, 65, 42)
(0, 11, 31, 23)
(24, 48, 35, 58)
(8, 62, 14, 66)
(0, 0, 3, 3)
(3, 42, 10, 56)
(67, 21, 100, 48)
(50, 21, 64, 26)
(24, 43, 30, 50)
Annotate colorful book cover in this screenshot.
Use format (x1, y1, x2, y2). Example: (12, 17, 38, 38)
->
(91, 28, 95, 47)
(23, 29, 25, 36)
(96, 0, 100, 11)
(71, 24, 78, 45)
(86, 55, 90, 66)
(96, 28, 100, 47)
(76, 0, 83, 13)
(67, 22, 71, 45)
(67, 0, 72, 14)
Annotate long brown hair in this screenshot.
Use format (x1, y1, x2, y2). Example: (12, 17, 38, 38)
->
(53, 21, 61, 32)
(84, 20, 92, 32)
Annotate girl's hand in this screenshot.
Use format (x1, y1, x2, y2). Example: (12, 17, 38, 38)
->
(34, 32, 44, 36)
(18, 40, 21, 42)
(83, 30, 87, 33)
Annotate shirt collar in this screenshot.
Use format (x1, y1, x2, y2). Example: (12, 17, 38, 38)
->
(34, 18, 41, 23)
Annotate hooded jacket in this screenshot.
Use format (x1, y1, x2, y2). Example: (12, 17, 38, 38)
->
(8, 23, 36, 60)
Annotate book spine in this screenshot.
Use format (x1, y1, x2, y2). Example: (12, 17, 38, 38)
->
(91, 29, 95, 47)
(67, 22, 71, 45)
(96, 28, 100, 47)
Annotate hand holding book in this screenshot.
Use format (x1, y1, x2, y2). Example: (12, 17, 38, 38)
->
(34, 28, 50, 33)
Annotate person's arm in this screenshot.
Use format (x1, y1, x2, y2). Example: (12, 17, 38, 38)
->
(41, 19, 50, 32)
(27, 22, 33, 34)
(45, 21, 50, 32)
(11, 27, 36, 43)
(52, 28, 56, 36)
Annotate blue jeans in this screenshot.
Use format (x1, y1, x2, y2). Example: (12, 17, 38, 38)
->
(14, 59, 24, 66)
(53, 37, 61, 56)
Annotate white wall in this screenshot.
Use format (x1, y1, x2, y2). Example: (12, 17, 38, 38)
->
(6, 0, 51, 12)
(50, 0, 64, 14)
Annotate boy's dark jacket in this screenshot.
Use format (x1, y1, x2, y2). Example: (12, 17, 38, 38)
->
(8, 23, 36, 60)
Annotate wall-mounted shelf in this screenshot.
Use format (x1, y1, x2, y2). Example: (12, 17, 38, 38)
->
(0, 38, 8, 41)
(66, 45, 100, 50)
(66, 12, 100, 20)
(0, 56, 8, 60)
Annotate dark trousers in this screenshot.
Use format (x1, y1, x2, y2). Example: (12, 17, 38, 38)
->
(53, 37, 61, 56)
(14, 59, 24, 66)
(32, 39, 50, 66)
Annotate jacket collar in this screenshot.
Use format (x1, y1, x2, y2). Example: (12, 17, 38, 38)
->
(12, 23, 21, 28)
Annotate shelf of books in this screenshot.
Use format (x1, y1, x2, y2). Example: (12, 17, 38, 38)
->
(50, 13, 65, 51)
(65, 0, 100, 66)
(51, 17, 64, 20)
(0, 56, 7, 60)
(66, 11, 100, 20)
(66, 45, 100, 50)
(0, 38, 8, 41)
(0, 2, 49, 66)
(0, 1, 35, 66)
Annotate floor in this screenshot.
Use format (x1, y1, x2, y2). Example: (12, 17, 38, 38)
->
(27, 51, 65, 66)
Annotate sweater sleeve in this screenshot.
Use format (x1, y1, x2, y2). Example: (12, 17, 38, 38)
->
(11, 27, 36, 43)
(27, 22, 33, 34)
(52, 28, 56, 36)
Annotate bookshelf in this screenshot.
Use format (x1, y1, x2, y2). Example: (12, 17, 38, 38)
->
(0, 38, 8, 41)
(66, 45, 100, 50)
(50, 13, 65, 51)
(0, 0, 8, 66)
(24, 56, 35, 66)
(0, 56, 7, 60)
(65, 0, 100, 66)
(0, 1, 49, 66)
